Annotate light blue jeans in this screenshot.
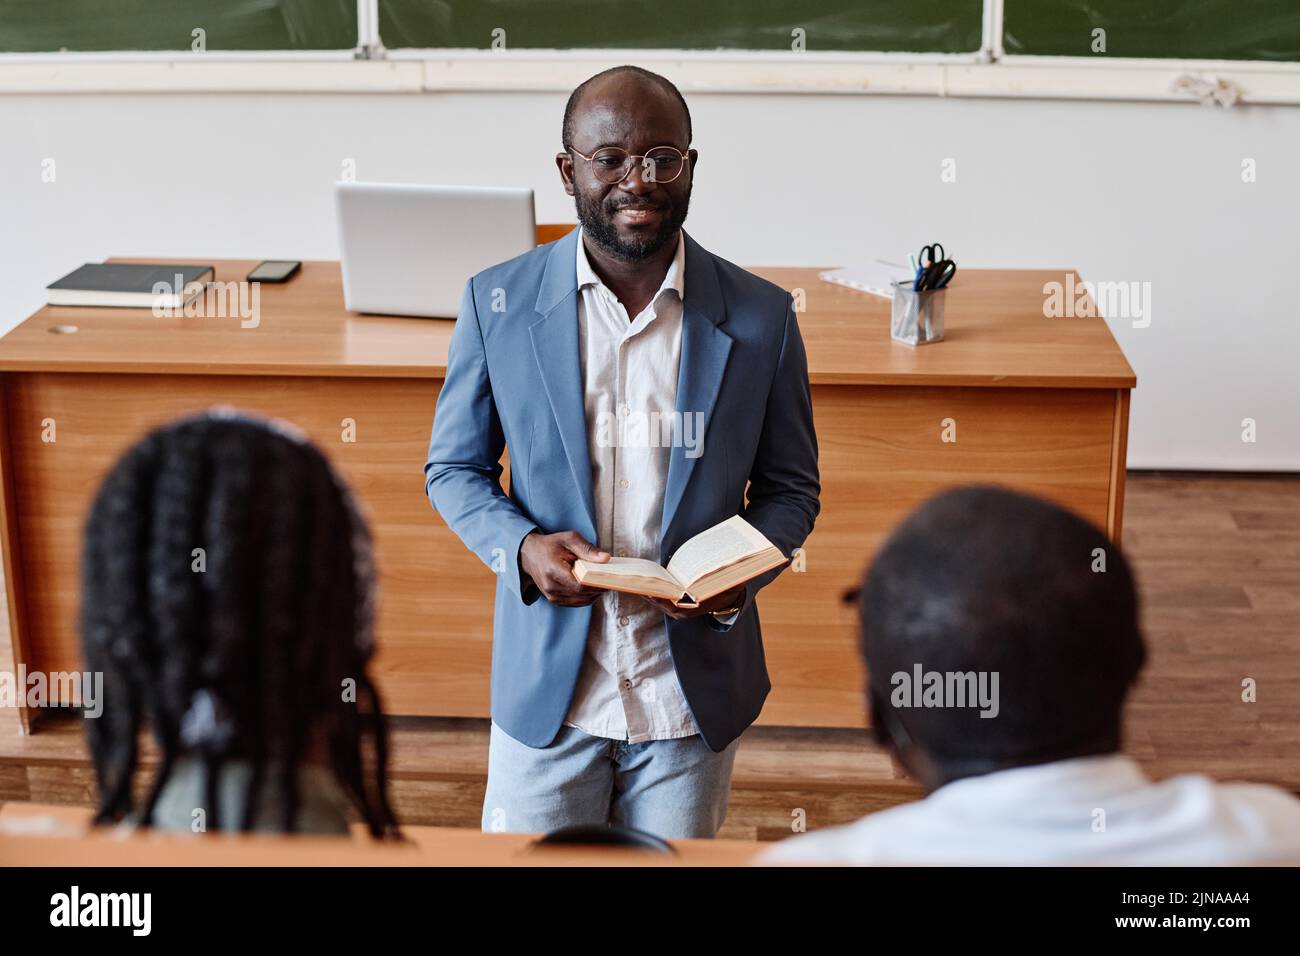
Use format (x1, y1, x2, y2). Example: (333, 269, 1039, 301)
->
(481, 721, 740, 839)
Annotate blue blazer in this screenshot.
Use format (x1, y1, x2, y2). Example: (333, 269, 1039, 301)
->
(423, 228, 820, 752)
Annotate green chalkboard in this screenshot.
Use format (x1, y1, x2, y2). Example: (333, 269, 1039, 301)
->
(0, 0, 357, 52)
(378, 0, 985, 54)
(1004, 1, 1300, 62)
(12, 1, 1291, 64)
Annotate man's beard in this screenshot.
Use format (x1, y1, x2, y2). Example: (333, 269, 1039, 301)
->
(574, 186, 691, 262)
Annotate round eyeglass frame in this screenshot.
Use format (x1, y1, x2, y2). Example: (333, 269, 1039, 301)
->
(565, 145, 691, 185)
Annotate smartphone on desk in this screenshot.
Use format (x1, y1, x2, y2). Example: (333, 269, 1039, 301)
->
(246, 260, 301, 283)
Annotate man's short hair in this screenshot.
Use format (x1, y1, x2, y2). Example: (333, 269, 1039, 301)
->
(857, 486, 1146, 770)
(562, 65, 692, 149)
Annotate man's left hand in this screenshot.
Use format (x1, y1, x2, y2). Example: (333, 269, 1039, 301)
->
(645, 585, 745, 621)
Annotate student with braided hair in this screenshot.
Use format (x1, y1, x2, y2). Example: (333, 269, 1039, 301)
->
(79, 410, 399, 838)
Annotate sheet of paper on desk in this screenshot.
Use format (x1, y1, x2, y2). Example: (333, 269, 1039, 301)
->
(819, 260, 913, 300)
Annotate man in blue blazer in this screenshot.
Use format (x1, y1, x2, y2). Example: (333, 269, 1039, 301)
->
(424, 66, 819, 838)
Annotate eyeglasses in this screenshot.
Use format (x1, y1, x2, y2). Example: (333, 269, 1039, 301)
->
(566, 145, 690, 185)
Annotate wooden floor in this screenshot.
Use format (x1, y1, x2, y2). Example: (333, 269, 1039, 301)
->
(2, 472, 1297, 841)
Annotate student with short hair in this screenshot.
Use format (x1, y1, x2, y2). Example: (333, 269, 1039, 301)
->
(80, 411, 399, 837)
(762, 486, 1300, 865)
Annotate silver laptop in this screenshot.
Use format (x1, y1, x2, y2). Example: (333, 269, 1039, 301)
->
(335, 182, 536, 318)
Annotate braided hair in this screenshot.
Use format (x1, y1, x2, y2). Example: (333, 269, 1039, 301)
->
(80, 410, 399, 837)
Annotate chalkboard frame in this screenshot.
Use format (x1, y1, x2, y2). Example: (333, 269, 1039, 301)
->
(3, 1, 1300, 105)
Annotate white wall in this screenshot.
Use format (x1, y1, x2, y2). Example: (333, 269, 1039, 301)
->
(1, 90, 1296, 470)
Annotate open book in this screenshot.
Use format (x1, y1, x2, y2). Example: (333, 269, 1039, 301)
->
(572, 515, 788, 608)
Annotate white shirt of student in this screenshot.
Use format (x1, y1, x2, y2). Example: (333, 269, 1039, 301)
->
(758, 754, 1300, 866)
(561, 229, 700, 743)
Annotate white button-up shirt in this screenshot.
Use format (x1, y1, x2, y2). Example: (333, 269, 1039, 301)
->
(561, 229, 700, 743)
(758, 754, 1300, 866)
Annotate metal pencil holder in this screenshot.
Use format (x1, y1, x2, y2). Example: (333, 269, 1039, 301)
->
(891, 282, 946, 346)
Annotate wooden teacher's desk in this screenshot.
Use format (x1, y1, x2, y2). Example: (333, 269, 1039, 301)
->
(0, 253, 1134, 731)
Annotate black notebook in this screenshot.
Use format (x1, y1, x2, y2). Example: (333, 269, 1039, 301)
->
(46, 263, 214, 309)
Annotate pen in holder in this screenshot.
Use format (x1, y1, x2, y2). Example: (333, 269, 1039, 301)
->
(891, 280, 946, 346)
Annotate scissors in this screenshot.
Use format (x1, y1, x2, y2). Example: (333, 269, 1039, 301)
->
(913, 242, 957, 292)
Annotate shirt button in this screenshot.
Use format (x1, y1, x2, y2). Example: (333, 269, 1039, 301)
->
(618, 403, 630, 416)
(619, 615, 630, 627)
(622, 679, 634, 690)
(619, 479, 630, 490)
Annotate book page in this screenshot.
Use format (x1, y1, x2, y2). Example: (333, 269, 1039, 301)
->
(684, 550, 790, 603)
(576, 556, 678, 585)
(572, 557, 684, 602)
(665, 515, 774, 589)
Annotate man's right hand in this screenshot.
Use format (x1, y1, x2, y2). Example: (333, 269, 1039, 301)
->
(519, 530, 610, 607)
